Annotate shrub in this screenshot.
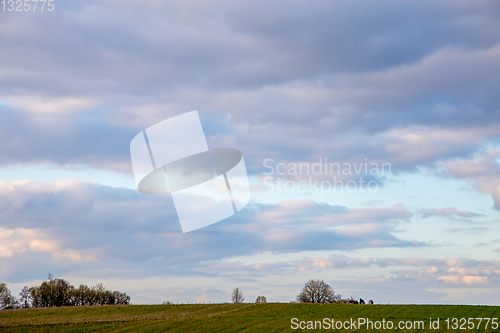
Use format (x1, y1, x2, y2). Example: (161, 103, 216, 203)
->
(255, 296, 267, 304)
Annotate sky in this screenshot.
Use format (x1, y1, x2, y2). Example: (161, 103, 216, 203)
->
(1, 0, 500, 305)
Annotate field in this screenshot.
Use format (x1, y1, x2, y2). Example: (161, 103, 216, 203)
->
(1, 303, 500, 332)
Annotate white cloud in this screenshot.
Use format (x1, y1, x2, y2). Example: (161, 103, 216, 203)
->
(3, 95, 98, 114)
(437, 148, 500, 209)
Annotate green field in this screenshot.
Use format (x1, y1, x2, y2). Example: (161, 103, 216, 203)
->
(1, 303, 499, 332)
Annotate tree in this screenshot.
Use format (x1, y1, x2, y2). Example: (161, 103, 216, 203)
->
(112, 290, 131, 305)
(231, 288, 244, 304)
(359, 298, 365, 304)
(34, 278, 75, 307)
(51, 278, 75, 307)
(29, 286, 42, 308)
(255, 296, 267, 304)
(0, 283, 18, 309)
(368, 299, 374, 304)
(19, 286, 31, 308)
(93, 283, 106, 305)
(297, 279, 336, 304)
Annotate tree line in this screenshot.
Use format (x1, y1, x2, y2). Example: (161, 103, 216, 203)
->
(1, 275, 130, 310)
(3, 277, 366, 308)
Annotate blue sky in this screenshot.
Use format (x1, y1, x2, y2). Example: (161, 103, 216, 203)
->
(1, 0, 500, 305)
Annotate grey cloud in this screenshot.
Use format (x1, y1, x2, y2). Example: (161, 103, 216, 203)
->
(0, 0, 499, 176)
(293, 255, 500, 288)
(0, 180, 423, 281)
(436, 148, 500, 209)
(2, 0, 498, 94)
(0, 106, 136, 172)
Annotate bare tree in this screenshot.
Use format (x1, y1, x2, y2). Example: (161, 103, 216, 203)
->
(19, 286, 31, 308)
(255, 296, 267, 304)
(93, 283, 106, 305)
(0, 283, 18, 309)
(231, 288, 244, 304)
(297, 279, 336, 304)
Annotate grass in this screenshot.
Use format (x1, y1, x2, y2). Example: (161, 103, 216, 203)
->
(1, 303, 500, 332)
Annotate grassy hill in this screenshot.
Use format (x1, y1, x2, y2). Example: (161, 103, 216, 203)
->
(1, 303, 499, 332)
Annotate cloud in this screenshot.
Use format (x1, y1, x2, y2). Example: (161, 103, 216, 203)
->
(437, 275, 488, 285)
(292, 255, 500, 288)
(5, 95, 98, 115)
(0, 107, 136, 172)
(445, 227, 490, 234)
(1, 0, 497, 94)
(0, 180, 423, 281)
(0, 228, 58, 258)
(436, 148, 500, 209)
(417, 207, 485, 220)
(0, 0, 498, 177)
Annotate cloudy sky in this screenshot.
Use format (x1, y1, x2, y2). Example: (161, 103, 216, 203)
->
(1, 0, 500, 305)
